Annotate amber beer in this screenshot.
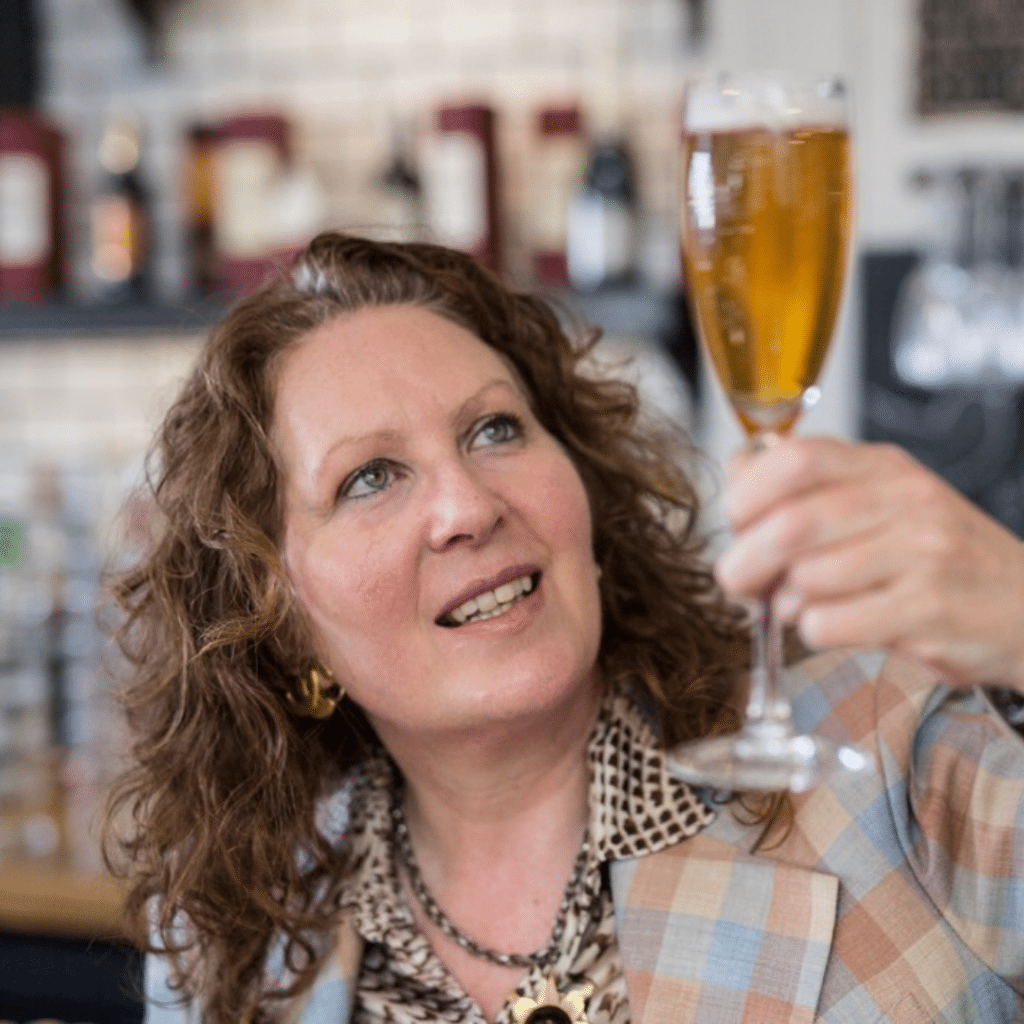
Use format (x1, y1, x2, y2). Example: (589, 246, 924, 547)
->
(681, 125, 852, 434)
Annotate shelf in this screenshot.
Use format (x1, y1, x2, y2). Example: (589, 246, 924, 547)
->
(0, 857, 127, 939)
(0, 288, 687, 343)
(0, 295, 233, 340)
(555, 286, 684, 341)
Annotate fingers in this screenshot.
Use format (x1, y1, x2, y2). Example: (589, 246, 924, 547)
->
(771, 501, 1019, 655)
(722, 436, 910, 531)
(774, 525, 902, 607)
(718, 435, 1024, 689)
(772, 488, 976, 609)
(790, 574, 991, 678)
(715, 471, 899, 598)
(791, 585, 904, 651)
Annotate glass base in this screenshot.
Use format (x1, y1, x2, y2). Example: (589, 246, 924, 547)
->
(731, 395, 803, 437)
(666, 729, 870, 794)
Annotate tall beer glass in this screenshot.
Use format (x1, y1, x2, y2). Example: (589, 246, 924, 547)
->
(670, 71, 866, 792)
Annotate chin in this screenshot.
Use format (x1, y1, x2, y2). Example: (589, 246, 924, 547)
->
(457, 662, 599, 728)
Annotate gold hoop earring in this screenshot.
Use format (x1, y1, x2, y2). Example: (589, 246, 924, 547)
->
(288, 666, 344, 719)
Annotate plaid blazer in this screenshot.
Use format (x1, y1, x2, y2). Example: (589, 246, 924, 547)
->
(145, 651, 1024, 1023)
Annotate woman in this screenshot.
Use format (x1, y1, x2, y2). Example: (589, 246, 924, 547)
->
(108, 232, 1024, 1024)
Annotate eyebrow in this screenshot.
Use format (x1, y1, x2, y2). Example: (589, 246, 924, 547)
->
(307, 377, 522, 489)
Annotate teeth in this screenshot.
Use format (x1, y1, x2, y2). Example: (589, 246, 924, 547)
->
(446, 574, 535, 625)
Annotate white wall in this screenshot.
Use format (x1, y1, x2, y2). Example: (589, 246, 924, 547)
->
(26, 0, 1024, 516)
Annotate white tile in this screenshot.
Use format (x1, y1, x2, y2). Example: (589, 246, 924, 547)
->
(344, 9, 416, 60)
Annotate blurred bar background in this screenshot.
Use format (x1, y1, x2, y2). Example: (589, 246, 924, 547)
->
(2, 0, 1023, 1020)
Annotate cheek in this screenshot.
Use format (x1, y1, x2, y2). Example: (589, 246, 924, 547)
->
(298, 537, 408, 641)
(283, 526, 378, 653)
(531, 452, 595, 558)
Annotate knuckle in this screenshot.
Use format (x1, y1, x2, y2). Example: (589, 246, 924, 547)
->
(913, 522, 958, 562)
(787, 556, 822, 595)
(873, 441, 912, 470)
(775, 504, 817, 552)
(782, 437, 822, 486)
(906, 472, 945, 507)
(907, 588, 949, 633)
(891, 457, 948, 508)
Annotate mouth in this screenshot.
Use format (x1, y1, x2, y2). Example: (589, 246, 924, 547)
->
(436, 571, 541, 627)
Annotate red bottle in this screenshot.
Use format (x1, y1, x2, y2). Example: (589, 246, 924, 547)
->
(531, 105, 585, 287)
(421, 103, 501, 274)
(0, 113, 65, 300)
(209, 113, 291, 294)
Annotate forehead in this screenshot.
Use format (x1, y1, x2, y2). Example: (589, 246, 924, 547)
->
(270, 305, 529, 471)
(276, 304, 519, 399)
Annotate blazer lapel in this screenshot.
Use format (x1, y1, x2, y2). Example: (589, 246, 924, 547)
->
(292, 918, 364, 1024)
(610, 832, 838, 1024)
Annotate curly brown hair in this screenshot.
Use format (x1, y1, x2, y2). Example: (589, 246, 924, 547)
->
(104, 232, 750, 1023)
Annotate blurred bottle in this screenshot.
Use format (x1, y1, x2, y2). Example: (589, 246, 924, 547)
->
(183, 123, 218, 298)
(0, 467, 62, 863)
(566, 131, 638, 291)
(89, 114, 152, 303)
(894, 166, 1024, 390)
(268, 162, 328, 265)
(57, 465, 107, 871)
(0, 509, 27, 858)
(0, 112, 66, 300)
(891, 170, 968, 390)
(529, 105, 586, 288)
(566, 75, 637, 293)
(1003, 172, 1024, 271)
(370, 119, 424, 244)
(421, 103, 501, 273)
(566, 44, 638, 292)
(206, 112, 329, 295)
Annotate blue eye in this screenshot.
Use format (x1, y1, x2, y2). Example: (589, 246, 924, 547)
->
(470, 414, 523, 449)
(341, 459, 395, 500)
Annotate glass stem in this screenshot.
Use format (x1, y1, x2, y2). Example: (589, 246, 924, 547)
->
(742, 430, 793, 740)
(745, 590, 791, 740)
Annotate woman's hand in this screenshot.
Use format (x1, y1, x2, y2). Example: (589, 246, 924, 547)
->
(715, 435, 1024, 692)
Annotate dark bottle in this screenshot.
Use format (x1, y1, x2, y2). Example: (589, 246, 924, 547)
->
(1000, 171, 1023, 271)
(565, 133, 638, 291)
(375, 119, 423, 243)
(89, 115, 151, 303)
(183, 123, 217, 297)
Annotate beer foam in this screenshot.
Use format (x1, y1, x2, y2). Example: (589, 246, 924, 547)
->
(683, 72, 847, 132)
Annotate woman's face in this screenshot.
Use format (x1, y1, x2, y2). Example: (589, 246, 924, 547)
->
(272, 304, 602, 746)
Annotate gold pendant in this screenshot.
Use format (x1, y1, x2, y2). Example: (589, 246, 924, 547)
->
(510, 975, 594, 1024)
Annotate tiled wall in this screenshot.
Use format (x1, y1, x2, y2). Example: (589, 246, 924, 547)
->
(38, 0, 703, 301)
(18, 0, 1024, 490)
(0, 333, 200, 470)
(6, 0, 878, 550)
(0, 331, 202, 864)
(0, 331, 200, 637)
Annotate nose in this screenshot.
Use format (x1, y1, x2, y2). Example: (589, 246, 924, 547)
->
(425, 459, 507, 551)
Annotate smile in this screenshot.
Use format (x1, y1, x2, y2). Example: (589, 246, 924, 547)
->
(438, 573, 538, 627)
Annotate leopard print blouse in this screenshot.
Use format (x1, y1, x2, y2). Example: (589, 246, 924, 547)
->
(340, 689, 715, 1024)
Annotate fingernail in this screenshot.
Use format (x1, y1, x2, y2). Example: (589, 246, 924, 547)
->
(773, 589, 801, 623)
